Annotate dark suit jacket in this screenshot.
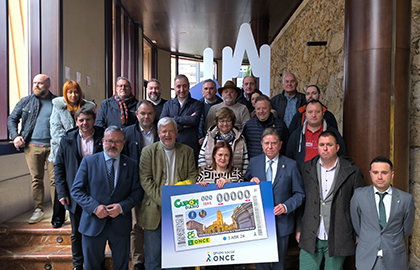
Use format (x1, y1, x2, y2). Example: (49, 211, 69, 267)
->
(95, 97, 138, 129)
(71, 152, 143, 237)
(123, 122, 158, 164)
(244, 154, 305, 237)
(54, 126, 104, 214)
(160, 96, 204, 158)
(138, 142, 197, 230)
(298, 156, 365, 256)
(350, 186, 415, 270)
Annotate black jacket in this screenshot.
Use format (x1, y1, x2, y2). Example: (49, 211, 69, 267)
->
(243, 113, 290, 158)
(54, 126, 104, 213)
(123, 122, 159, 164)
(160, 96, 204, 159)
(8, 92, 57, 147)
(289, 104, 338, 134)
(95, 97, 138, 129)
(152, 98, 167, 125)
(286, 120, 347, 168)
(271, 90, 306, 121)
(297, 156, 365, 256)
(236, 90, 253, 112)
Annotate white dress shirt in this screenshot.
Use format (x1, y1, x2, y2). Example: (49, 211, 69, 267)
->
(317, 158, 338, 240)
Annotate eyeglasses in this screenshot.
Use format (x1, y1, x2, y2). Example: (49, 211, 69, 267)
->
(117, 84, 130, 88)
(218, 120, 232, 124)
(104, 139, 124, 145)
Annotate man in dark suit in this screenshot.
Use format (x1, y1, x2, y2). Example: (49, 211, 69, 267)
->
(350, 156, 415, 270)
(244, 128, 305, 270)
(71, 126, 143, 270)
(297, 130, 364, 270)
(123, 100, 158, 270)
(55, 108, 104, 270)
(160, 74, 203, 162)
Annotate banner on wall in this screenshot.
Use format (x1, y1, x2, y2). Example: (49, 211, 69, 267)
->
(161, 182, 278, 268)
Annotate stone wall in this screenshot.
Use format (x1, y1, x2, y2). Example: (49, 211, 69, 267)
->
(270, 0, 346, 131)
(270, 0, 420, 268)
(410, 0, 420, 267)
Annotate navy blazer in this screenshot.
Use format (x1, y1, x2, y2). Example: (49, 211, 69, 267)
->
(71, 152, 143, 237)
(244, 154, 305, 237)
(160, 96, 204, 157)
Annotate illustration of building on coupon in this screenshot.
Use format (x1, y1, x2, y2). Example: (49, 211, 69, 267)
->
(170, 185, 268, 252)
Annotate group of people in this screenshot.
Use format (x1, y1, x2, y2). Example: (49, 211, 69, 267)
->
(7, 72, 415, 270)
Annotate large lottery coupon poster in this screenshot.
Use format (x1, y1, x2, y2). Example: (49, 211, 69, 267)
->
(161, 181, 278, 268)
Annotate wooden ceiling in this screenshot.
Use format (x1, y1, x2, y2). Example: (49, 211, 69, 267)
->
(120, 0, 303, 59)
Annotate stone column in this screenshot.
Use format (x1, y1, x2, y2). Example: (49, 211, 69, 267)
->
(343, 0, 411, 192)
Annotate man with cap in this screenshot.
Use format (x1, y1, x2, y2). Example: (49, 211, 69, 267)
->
(205, 80, 250, 131)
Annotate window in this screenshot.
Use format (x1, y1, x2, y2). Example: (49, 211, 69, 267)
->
(171, 55, 217, 98)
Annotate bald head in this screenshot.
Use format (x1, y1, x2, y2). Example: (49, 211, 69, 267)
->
(33, 74, 51, 98)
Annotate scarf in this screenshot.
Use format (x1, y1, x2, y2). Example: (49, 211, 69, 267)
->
(114, 94, 134, 125)
(215, 129, 235, 144)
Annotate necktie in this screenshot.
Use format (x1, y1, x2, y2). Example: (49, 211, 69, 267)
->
(376, 192, 388, 229)
(266, 160, 273, 182)
(108, 158, 115, 192)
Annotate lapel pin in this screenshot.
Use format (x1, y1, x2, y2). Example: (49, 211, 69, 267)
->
(282, 165, 285, 168)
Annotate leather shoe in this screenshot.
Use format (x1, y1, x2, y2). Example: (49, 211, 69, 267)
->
(134, 263, 145, 270)
(51, 219, 63, 228)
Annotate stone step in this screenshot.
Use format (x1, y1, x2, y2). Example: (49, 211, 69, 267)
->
(0, 216, 298, 269)
(0, 220, 114, 270)
(0, 246, 114, 270)
(0, 221, 72, 248)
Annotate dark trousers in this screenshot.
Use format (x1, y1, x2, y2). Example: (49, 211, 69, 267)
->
(51, 189, 66, 223)
(82, 219, 130, 270)
(256, 235, 289, 270)
(70, 205, 83, 269)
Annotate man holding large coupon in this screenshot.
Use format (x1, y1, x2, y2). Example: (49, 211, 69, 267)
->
(245, 128, 305, 270)
(138, 117, 197, 270)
